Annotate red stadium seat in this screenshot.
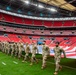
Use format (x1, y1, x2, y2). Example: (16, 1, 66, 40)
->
(3, 14, 14, 22)
(53, 21, 62, 27)
(0, 13, 3, 20)
(24, 18, 33, 25)
(14, 16, 24, 24)
(34, 20, 43, 26)
(0, 36, 10, 42)
(44, 21, 53, 27)
(63, 21, 74, 27)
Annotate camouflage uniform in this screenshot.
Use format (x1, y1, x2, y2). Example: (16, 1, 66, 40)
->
(15, 43, 19, 57)
(3, 42, 6, 53)
(0, 42, 2, 51)
(11, 43, 15, 56)
(42, 44, 50, 69)
(30, 43, 38, 65)
(7, 42, 10, 55)
(23, 43, 30, 62)
(18, 42, 23, 59)
(53, 46, 66, 72)
(5, 42, 10, 54)
(1, 42, 4, 52)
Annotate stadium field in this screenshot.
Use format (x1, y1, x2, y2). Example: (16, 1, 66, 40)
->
(0, 51, 76, 75)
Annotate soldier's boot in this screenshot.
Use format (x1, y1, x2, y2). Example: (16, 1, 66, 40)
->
(54, 71, 58, 75)
(18, 51, 22, 59)
(22, 60, 27, 63)
(30, 57, 34, 65)
(41, 57, 47, 69)
(41, 65, 46, 69)
(41, 62, 46, 69)
(22, 55, 28, 63)
(11, 50, 14, 57)
(30, 63, 33, 65)
(5, 49, 7, 53)
(18, 55, 21, 59)
(59, 65, 62, 71)
(7, 50, 10, 55)
(34, 58, 38, 64)
(35, 59, 38, 64)
(15, 51, 17, 57)
(4, 48, 6, 53)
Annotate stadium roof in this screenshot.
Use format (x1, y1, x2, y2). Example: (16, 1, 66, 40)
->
(38, 0, 76, 11)
(0, 0, 76, 17)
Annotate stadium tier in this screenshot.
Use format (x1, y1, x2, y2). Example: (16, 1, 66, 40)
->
(0, 13, 76, 27)
(0, 25, 76, 35)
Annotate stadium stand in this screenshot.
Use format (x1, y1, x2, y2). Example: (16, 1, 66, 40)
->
(0, 13, 76, 28)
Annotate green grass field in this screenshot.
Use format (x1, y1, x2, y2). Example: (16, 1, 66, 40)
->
(0, 51, 76, 75)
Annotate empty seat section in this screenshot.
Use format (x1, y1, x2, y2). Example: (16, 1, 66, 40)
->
(44, 30, 50, 35)
(53, 21, 62, 27)
(21, 38, 31, 43)
(63, 21, 74, 26)
(32, 36, 40, 39)
(14, 16, 24, 24)
(0, 26, 5, 31)
(0, 36, 10, 42)
(8, 34, 17, 37)
(74, 21, 76, 26)
(3, 14, 14, 22)
(9, 37, 21, 42)
(44, 21, 52, 27)
(8, 34, 21, 42)
(8, 27, 15, 32)
(34, 20, 43, 26)
(0, 13, 3, 20)
(35, 30, 42, 35)
(56, 37, 63, 42)
(32, 40, 37, 43)
(14, 28, 23, 33)
(24, 18, 33, 25)
(22, 36, 29, 39)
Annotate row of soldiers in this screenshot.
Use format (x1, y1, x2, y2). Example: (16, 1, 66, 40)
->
(0, 41, 39, 65)
(0, 41, 66, 75)
(0, 41, 24, 58)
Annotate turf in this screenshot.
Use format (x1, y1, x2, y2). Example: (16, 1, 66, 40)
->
(0, 52, 76, 75)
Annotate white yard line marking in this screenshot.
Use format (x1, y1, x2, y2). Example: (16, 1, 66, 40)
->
(48, 61, 76, 70)
(2, 62, 6, 65)
(38, 59, 76, 70)
(13, 61, 18, 64)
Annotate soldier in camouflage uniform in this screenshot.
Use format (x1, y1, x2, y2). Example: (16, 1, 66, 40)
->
(41, 41, 50, 69)
(0, 41, 2, 51)
(4, 42, 7, 53)
(22, 42, 30, 62)
(7, 42, 11, 55)
(18, 42, 24, 59)
(3, 41, 6, 53)
(53, 42, 66, 75)
(15, 42, 19, 57)
(5, 42, 10, 54)
(1, 42, 4, 52)
(30, 42, 38, 65)
(11, 42, 15, 56)
(2, 42, 6, 52)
